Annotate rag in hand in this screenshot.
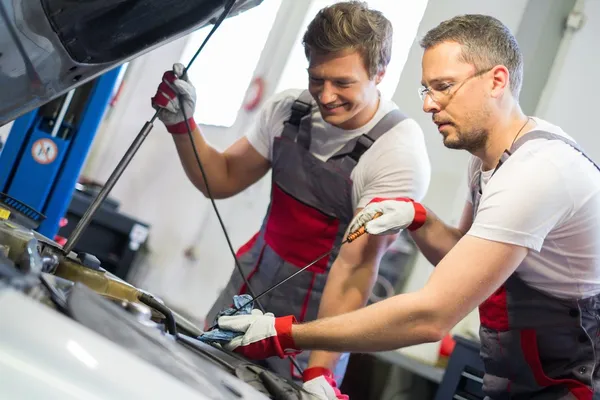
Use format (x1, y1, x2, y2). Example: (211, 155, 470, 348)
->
(198, 294, 254, 345)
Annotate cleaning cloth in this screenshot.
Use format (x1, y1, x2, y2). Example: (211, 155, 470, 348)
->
(198, 294, 254, 345)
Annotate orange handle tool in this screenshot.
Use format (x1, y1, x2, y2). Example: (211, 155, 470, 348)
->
(347, 212, 383, 242)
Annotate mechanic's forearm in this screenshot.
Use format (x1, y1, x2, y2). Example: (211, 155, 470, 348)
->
(307, 261, 376, 370)
(172, 126, 231, 199)
(293, 291, 443, 353)
(410, 208, 465, 265)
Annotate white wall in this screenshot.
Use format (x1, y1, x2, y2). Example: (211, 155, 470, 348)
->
(0, 121, 13, 144)
(536, 0, 598, 161)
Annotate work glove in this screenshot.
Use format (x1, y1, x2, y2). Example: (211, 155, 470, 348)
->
(349, 197, 427, 236)
(217, 309, 301, 359)
(302, 367, 349, 400)
(151, 63, 197, 134)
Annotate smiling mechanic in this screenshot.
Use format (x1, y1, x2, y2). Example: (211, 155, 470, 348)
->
(215, 13, 600, 400)
(151, 1, 430, 396)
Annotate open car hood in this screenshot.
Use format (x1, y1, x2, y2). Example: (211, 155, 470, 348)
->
(0, 0, 262, 126)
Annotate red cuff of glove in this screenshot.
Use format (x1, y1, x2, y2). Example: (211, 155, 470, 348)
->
(166, 118, 198, 135)
(303, 367, 348, 399)
(409, 202, 427, 231)
(275, 315, 300, 357)
(302, 366, 334, 382)
(369, 197, 427, 231)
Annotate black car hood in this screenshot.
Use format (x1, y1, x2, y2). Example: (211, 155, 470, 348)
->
(0, 0, 262, 126)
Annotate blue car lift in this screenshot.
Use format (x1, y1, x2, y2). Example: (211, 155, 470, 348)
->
(0, 66, 123, 238)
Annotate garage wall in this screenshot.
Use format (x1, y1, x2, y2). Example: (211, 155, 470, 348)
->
(0, 121, 13, 146)
(536, 0, 598, 161)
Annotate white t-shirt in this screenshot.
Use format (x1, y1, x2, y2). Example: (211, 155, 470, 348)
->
(246, 89, 431, 209)
(467, 117, 600, 299)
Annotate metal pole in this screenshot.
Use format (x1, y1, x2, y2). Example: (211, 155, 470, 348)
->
(50, 90, 75, 138)
(63, 113, 158, 254)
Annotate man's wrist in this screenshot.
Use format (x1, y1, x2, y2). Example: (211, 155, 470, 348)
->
(290, 322, 304, 350)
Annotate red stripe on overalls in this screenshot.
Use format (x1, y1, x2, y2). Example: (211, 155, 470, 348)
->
(265, 184, 339, 273)
(265, 184, 340, 381)
(236, 232, 260, 258)
(520, 330, 593, 399)
(202, 233, 263, 330)
(291, 268, 317, 381)
(290, 273, 320, 381)
(237, 232, 267, 296)
(479, 285, 513, 392)
(479, 285, 510, 331)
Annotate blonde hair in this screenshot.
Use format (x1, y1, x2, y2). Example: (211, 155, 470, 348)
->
(302, 1, 393, 78)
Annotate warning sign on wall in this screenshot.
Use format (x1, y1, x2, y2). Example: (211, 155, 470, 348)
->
(31, 138, 58, 165)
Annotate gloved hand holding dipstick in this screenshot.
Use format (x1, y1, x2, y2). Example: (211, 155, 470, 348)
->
(348, 197, 427, 236)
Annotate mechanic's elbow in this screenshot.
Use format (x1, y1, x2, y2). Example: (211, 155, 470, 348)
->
(409, 311, 447, 343)
(190, 181, 211, 198)
(196, 185, 229, 200)
(424, 322, 449, 343)
(189, 177, 229, 199)
(193, 183, 209, 198)
(419, 301, 454, 342)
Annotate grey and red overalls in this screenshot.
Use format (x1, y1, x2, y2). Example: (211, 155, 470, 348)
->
(205, 90, 405, 384)
(471, 130, 600, 399)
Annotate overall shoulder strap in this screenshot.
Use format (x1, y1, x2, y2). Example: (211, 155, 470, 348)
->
(469, 158, 484, 219)
(366, 109, 407, 141)
(508, 130, 600, 172)
(281, 90, 313, 149)
(333, 109, 407, 163)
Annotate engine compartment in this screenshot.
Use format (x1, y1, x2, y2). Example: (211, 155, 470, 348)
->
(0, 210, 315, 399)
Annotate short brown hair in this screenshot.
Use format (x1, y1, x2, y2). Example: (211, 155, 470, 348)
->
(302, 1, 393, 78)
(420, 14, 524, 97)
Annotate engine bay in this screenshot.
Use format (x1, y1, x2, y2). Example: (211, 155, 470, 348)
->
(0, 198, 316, 399)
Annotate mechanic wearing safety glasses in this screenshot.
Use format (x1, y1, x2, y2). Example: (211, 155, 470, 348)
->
(206, 13, 600, 400)
(151, 1, 430, 397)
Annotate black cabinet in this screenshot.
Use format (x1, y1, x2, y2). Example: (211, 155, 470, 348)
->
(435, 336, 485, 400)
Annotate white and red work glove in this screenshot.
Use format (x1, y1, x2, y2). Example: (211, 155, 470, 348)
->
(349, 197, 427, 236)
(302, 367, 349, 400)
(151, 63, 197, 135)
(217, 309, 301, 359)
